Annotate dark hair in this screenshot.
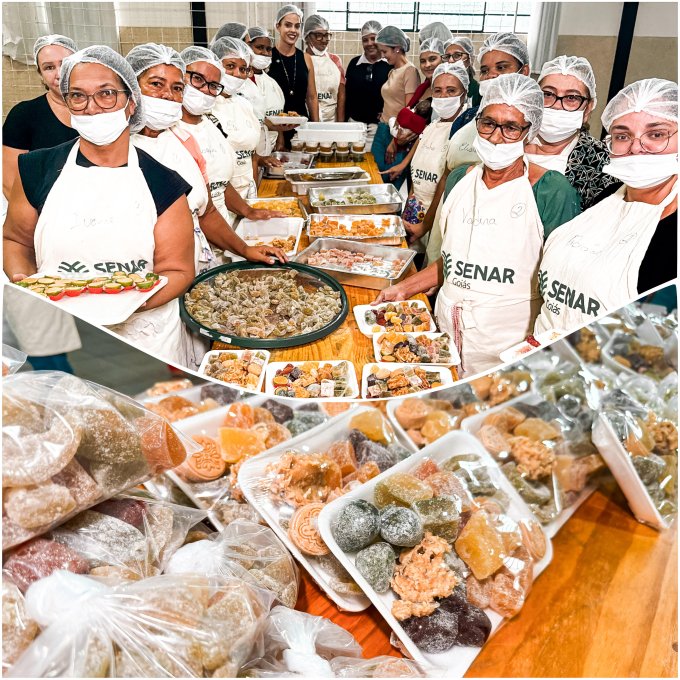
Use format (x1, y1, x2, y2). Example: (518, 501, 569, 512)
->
(414, 97, 433, 124)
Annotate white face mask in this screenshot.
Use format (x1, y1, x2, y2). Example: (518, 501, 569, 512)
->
(478, 79, 492, 97)
(431, 95, 462, 121)
(71, 107, 130, 146)
(141, 94, 182, 131)
(251, 54, 272, 70)
(182, 84, 216, 115)
(310, 45, 328, 57)
(221, 72, 246, 95)
(473, 134, 525, 170)
(539, 107, 584, 143)
(602, 153, 679, 189)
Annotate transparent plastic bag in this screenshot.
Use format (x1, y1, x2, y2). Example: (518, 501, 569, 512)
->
(2, 344, 27, 376)
(607, 331, 675, 380)
(4, 491, 207, 592)
(330, 656, 425, 677)
(2, 371, 200, 550)
(566, 325, 607, 364)
(2, 579, 39, 674)
(9, 571, 274, 678)
(166, 519, 299, 607)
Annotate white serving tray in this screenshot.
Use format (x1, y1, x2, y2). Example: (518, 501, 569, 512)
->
(353, 300, 437, 337)
(602, 330, 667, 379)
(234, 217, 305, 256)
(239, 405, 413, 611)
(264, 360, 359, 399)
(17, 275, 168, 326)
(295, 121, 366, 143)
(317, 430, 553, 676)
(372, 331, 460, 366)
(266, 114, 308, 126)
(361, 363, 455, 400)
(498, 329, 565, 364)
(461, 392, 597, 538)
(198, 349, 270, 393)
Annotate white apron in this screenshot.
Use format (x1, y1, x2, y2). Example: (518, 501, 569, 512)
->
(525, 137, 579, 175)
(176, 117, 236, 223)
(534, 183, 678, 334)
(211, 95, 261, 199)
(33, 141, 196, 367)
(239, 77, 272, 156)
(311, 54, 341, 122)
(435, 163, 544, 375)
(445, 119, 479, 171)
(411, 120, 454, 212)
(133, 128, 214, 274)
(256, 72, 286, 154)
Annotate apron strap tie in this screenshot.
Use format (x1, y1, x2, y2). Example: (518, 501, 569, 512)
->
(451, 303, 465, 374)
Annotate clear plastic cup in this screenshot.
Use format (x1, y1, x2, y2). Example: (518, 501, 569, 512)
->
(352, 140, 366, 152)
(291, 138, 304, 151)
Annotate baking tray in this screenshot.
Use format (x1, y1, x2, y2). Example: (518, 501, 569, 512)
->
(308, 184, 403, 215)
(285, 167, 371, 195)
(244, 196, 309, 222)
(294, 121, 366, 143)
(264, 150, 316, 179)
(294, 238, 416, 290)
(233, 216, 305, 256)
(307, 214, 406, 242)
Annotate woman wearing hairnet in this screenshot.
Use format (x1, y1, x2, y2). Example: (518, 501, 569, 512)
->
(303, 14, 345, 122)
(524, 55, 619, 209)
(371, 26, 421, 188)
(127, 43, 286, 276)
(535, 78, 678, 334)
(2, 45, 200, 366)
(268, 4, 320, 134)
(3, 34, 79, 199)
(210, 21, 248, 45)
(345, 21, 392, 149)
(374, 74, 581, 375)
(443, 36, 481, 106)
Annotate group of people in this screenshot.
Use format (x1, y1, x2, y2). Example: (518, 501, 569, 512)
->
(1, 2, 677, 377)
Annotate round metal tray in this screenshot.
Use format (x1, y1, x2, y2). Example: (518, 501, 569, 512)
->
(180, 261, 349, 349)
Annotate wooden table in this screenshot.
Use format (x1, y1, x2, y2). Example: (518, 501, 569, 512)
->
(213, 153, 458, 390)
(296, 478, 678, 676)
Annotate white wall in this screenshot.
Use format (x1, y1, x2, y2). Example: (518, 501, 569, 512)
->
(114, 2, 191, 27)
(558, 2, 623, 36)
(634, 1, 678, 37)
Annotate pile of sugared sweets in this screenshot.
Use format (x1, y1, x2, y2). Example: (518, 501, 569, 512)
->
(145, 383, 242, 422)
(330, 453, 548, 654)
(364, 302, 433, 333)
(609, 334, 676, 380)
(476, 403, 604, 524)
(365, 365, 444, 399)
(2, 373, 189, 550)
(468, 366, 534, 406)
(202, 350, 268, 390)
(602, 391, 678, 520)
(567, 326, 605, 364)
(272, 361, 352, 398)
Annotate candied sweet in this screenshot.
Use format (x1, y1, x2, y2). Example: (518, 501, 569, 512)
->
(355, 542, 396, 593)
(355, 461, 381, 483)
(508, 436, 555, 480)
(349, 409, 393, 445)
(380, 506, 424, 547)
(260, 399, 294, 425)
(355, 440, 402, 473)
(455, 511, 505, 580)
(489, 571, 526, 618)
(222, 402, 255, 429)
(136, 417, 187, 471)
(285, 411, 328, 437)
(252, 422, 292, 449)
(176, 435, 226, 482)
(2, 580, 39, 667)
(218, 427, 266, 464)
(440, 587, 492, 646)
(326, 440, 358, 477)
(412, 497, 460, 542)
(51, 459, 103, 506)
(288, 502, 329, 556)
(411, 458, 440, 480)
(252, 407, 275, 424)
(482, 406, 526, 432)
(395, 398, 432, 431)
(421, 411, 454, 443)
(374, 473, 433, 509)
(632, 453, 667, 485)
(200, 383, 240, 405)
(91, 498, 146, 529)
(400, 605, 459, 653)
(270, 452, 342, 506)
(331, 500, 380, 552)
(501, 462, 553, 507)
(425, 471, 473, 510)
(4, 482, 77, 529)
(518, 519, 547, 561)
(479, 425, 511, 457)
(514, 418, 561, 442)
(465, 574, 492, 609)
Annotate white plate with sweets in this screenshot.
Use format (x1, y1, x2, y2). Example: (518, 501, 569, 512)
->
(353, 300, 437, 337)
(14, 271, 168, 326)
(264, 360, 359, 399)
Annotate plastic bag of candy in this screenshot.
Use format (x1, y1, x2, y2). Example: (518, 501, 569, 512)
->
(2, 371, 200, 550)
(9, 570, 274, 677)
(2, 344, 27, 376)
(2, 579, 39, 674)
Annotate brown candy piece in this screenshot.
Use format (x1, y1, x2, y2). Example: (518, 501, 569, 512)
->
(411, 458, 440, 480)
(175, 435, 226, 482)
(2, 580, 39, 667)
(93, 498, 147, 529)
(325, 440, 358, 477)
(478, 425, 511, 457)
(136, 417, 187, 471)
(51, 459, 103, 507)
(394, 398, 432, 430)
(4, 482, 77, 529)
(356, 461, 381, 483)
(288, 502, 329, 556)
(519, 519, 547, 561)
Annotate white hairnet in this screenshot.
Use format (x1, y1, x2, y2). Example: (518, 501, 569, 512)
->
(59, 45, 145, 133)
(180, 45, 225, 77)
(361, 20, 382, 36)
(419, 37, 444, 56)
(444, 36, 474, 59)
(212, 37, 252, 65)
(479, 73, 544, 141)
(376, 26, 410, 52)
(419, 21, 452, 45)
(276, 4, 303, 25)
(303, 14, 330, 39)
(33, 34, 77, 64)
(432, 61, 470, 91)
(126, 42, 185, 77)
(478, 32, 529, 67)
(211, 22, 248, 45)
(247, 26, 272, 43)
(539, 55, 597, 104)
(602, 78, 678, 131)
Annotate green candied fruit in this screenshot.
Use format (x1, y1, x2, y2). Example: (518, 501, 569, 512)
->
(659, 455, 677, 495)
(441, 454, 482, 472)
(452, 466, 497, 497)
(632, 453, 666, 486)
(374, 473, 433, 509)
(380, 506, 423, 547)
(331, 500, 380, 552)
(355, 542, 396, 593)
(412, 497, 460, 542)
(501, 462, 553, 506)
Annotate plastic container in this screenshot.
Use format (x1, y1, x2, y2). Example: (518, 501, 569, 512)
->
(290, 138, 305, 152)
(233, 216, 305, 257)
(295, 122, 367, 144)
(372, 331, 460, 366)
(264, 360, 360, 399)
(361, 362, 456, 399)
(353, 300, 437, 336)
(198, 349, 270, 393)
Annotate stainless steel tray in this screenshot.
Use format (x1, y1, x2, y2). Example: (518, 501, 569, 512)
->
(285, 167, 371, 196)
(244, 196, 309, 222)
(308, 184, 403, 215)
(294, 237, 416, 290)
(264, 151, 316, 179)
(307, 214, 406, 241)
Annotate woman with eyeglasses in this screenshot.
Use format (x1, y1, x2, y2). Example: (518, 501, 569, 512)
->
(345, 21, 392, 149)
(524, 56, 619, 210)
(374, 74, 581, 375)
(2, 46, 201, 365)
(443, 37, 481, 107)
(303, 14, 345, 122)
(535, 79, 678, 335)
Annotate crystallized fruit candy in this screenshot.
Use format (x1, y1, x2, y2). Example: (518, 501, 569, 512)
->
(219, 427, 266, 464)
(412, 497, 461, 542)
(455, 511, 506, 580)
(270, 451, 343, 506)
(374, 473, 433, 509)
(2, 580, 39, 669)
(401, 605, 459, 653)
(439, 587, 492, 647)
(331, 499, 380, 552)
(380, 506, 424, 547)
(395, 397, 433, 431)
(355, 542, 396, 593)
(223, 402, 255, 430)
(349, 409, 394, 445)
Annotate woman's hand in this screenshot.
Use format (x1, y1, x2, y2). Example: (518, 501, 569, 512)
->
(396, 129, 418, 146)
(11, 273, 28, 282)
(246, 207, 287, 221)
(404, 220, 429, 243)
(244, 244, 289, 264)
(258, 156, 283, 169)
(372, 282, 410, 305)
(379, 162, 407, 182)
(385, 139, 398, 164)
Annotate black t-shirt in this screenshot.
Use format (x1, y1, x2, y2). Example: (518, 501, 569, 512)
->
(591, 181, 677, 293)
(18, 138, 192, 217)
(269, 47, 310, 117)
(345, 56, 392, 125)
(3, 94, 79, 151)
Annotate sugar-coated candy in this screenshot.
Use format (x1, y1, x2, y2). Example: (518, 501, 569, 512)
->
(219, 427, 266, 463)
(355, 542, 396, 593)
(296, 402, 321, 412)
(380, 506, 423, 547)
(395, 398, 432, 430)
(331, 500, 380, 552)
(388, 442, 413, 463)
(421, 410, 453, 443)
(136, 417, 188, 471)
(252, 422, 292, 449)
(455, 511, 505, 580)
(440, 587, 492, 646)
(514, 417, 561, 442)
(482, 406, 526, 433)
(201, 383, 240, 405)
(441, 453, 482, 471)
(518, 519, 547, 560)
(222, 402, 255, 429)
(374, 473, 433, 509)
(488, 571, 526, 618)
(2, 579, 39, 669)
(350, 409, 393, 444)
(4, 482, 77, 529)
(93, 498, 147, 529)
(465, 573, 491, 609)
(348, 428, 368, 449)
(259, 399, 294, 424)
(452, 465, 497, 497)
(50, 459, 102, 506)
(354, 440, 401, 472)
(355, 461, 381, 483)
(401, 605, 459, 653)
(253, 406, 275, 424)
(326, 440, 358, 476)
(88, 457, 149, 492)
(425, 471, 474, 510)
(411, 458, 440, 480)
(284, 411, 327, 437)
(412, 497, 460, 542)
(479, 425, 511, 457)
(632, 453, 667, 485)
(500, 462, 553, 506)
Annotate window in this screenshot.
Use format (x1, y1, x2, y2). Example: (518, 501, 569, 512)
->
(315, 1, 532, 33)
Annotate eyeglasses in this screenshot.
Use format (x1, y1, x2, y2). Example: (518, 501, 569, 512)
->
(442, 52, 467, 63)
(64, 88, 129, 111)
(476, 115, 531, 141)
(309, 32, 332, 41)
(605, 129, 678, 156)
(186, 70, 224, 96)
(542, 91, 590, 112)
